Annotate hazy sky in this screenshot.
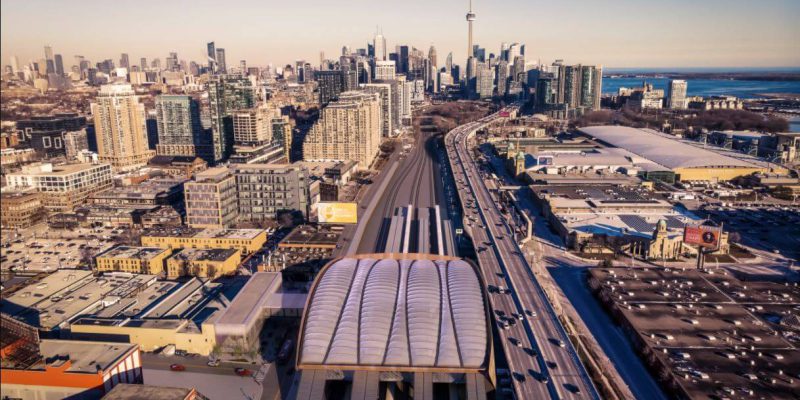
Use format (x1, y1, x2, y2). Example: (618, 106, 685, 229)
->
(2, 0, 799, 69)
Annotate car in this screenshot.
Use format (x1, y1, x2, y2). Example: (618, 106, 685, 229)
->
(525, 309, 537, 318)
(207, 359, 220, 367)
(541, 376, 550, 384)
(169, 364, 185, 372)
(511, 337, 522, 347)
(235, 368, 252, 377)
(565, 383, 581, 394)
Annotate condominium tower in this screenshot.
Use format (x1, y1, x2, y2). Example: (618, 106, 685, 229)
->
(666, 79, 688, 109)
(154, 95, 204, 158)
(303, 91, 381, 167)
(207, 75, 256, 163)
(184, 167, 238, 229)
(91, 84, 155, 171)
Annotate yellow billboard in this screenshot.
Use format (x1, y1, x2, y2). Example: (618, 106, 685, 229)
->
(317, 202, 358, 224)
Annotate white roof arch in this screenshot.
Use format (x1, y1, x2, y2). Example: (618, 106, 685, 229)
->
(298, 256, 490, 370)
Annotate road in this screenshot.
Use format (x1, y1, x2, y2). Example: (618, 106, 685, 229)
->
(446, 113, 600, 400)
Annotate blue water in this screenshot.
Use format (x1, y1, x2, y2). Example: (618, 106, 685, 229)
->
(602, 77, 800, 98)
(790, 118, 800, 133)
(605, 67, 800, 74)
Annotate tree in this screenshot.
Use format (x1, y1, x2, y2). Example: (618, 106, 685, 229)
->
(598, 259, 614, 268)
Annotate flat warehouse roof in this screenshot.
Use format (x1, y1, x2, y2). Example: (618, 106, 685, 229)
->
(214, 272, 282, 336)
(298, 254, 490, 371)
(579, 126, 761, 170)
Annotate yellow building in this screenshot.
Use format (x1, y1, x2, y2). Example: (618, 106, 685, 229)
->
(141, 227, 267, 256)
(95, 246, 172, 275)
(166, 248, 241, 279)
(70, 318, 217, 356)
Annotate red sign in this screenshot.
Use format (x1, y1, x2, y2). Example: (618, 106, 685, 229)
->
(684, 225, 722, 248)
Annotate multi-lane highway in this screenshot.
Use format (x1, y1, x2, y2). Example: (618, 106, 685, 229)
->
(446, 113, 600, 400)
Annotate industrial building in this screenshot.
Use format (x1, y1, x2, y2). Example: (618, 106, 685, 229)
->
(1, 314, 142, 400)
(588, 268, 800, 399)
(101, 384, 207, 400)
(578, 126, 773, 182)
(95, 246, 173, 275)
(5, 162, 114, 212)
(165, 248, 240, 279)
(88, 178, 186, 208)
(70, 277, 231, 356)
(294, 254, 493, 400)
(0, 190, 45, 228)
(213, 272, 306, 354)
(530, 183, 728, 259)
(1, 271, 159, 333)
(140, 226, 267, 256)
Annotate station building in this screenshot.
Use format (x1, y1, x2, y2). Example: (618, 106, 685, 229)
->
(294, 254, 493, 400)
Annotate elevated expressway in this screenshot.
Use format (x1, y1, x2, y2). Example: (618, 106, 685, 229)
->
(445, 113, 599, 400)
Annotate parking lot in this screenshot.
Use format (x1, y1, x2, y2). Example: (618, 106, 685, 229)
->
(1, 224, 123, 274)
(699, 204, 800, 261)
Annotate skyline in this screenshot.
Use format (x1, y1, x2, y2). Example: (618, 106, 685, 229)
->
(2, 0, 800, 69)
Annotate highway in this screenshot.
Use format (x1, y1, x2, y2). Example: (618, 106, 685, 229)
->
(445, 113, 600, 400)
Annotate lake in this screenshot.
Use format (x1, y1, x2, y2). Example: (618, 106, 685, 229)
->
(602, 77, 800, 98)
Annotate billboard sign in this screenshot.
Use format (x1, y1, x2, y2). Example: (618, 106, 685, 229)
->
(683, 225, 722, 249)
(316, 202, 358, 224)
(536, 156, 553, 166)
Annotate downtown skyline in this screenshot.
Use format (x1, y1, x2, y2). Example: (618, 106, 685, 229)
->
(2, 0, 800, 69)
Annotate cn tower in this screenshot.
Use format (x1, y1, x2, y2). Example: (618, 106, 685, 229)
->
(466, 0, 476, 58)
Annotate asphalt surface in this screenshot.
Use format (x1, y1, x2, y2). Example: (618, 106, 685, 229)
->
(548, 267, 668, 400)
(446, 113, 600, 400)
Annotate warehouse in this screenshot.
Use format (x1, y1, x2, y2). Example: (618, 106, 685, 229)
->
(578, 126, 773, 182)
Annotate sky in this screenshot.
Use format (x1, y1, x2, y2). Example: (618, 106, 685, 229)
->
(2, 0, 799, 70)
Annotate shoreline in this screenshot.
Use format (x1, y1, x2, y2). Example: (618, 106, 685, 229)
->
(604, 72, 800, 82)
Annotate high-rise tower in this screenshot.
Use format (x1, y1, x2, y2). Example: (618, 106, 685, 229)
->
(466, 0, 476, 59)
(91, 84, 154, 171)
(373, 31, 387, 61)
